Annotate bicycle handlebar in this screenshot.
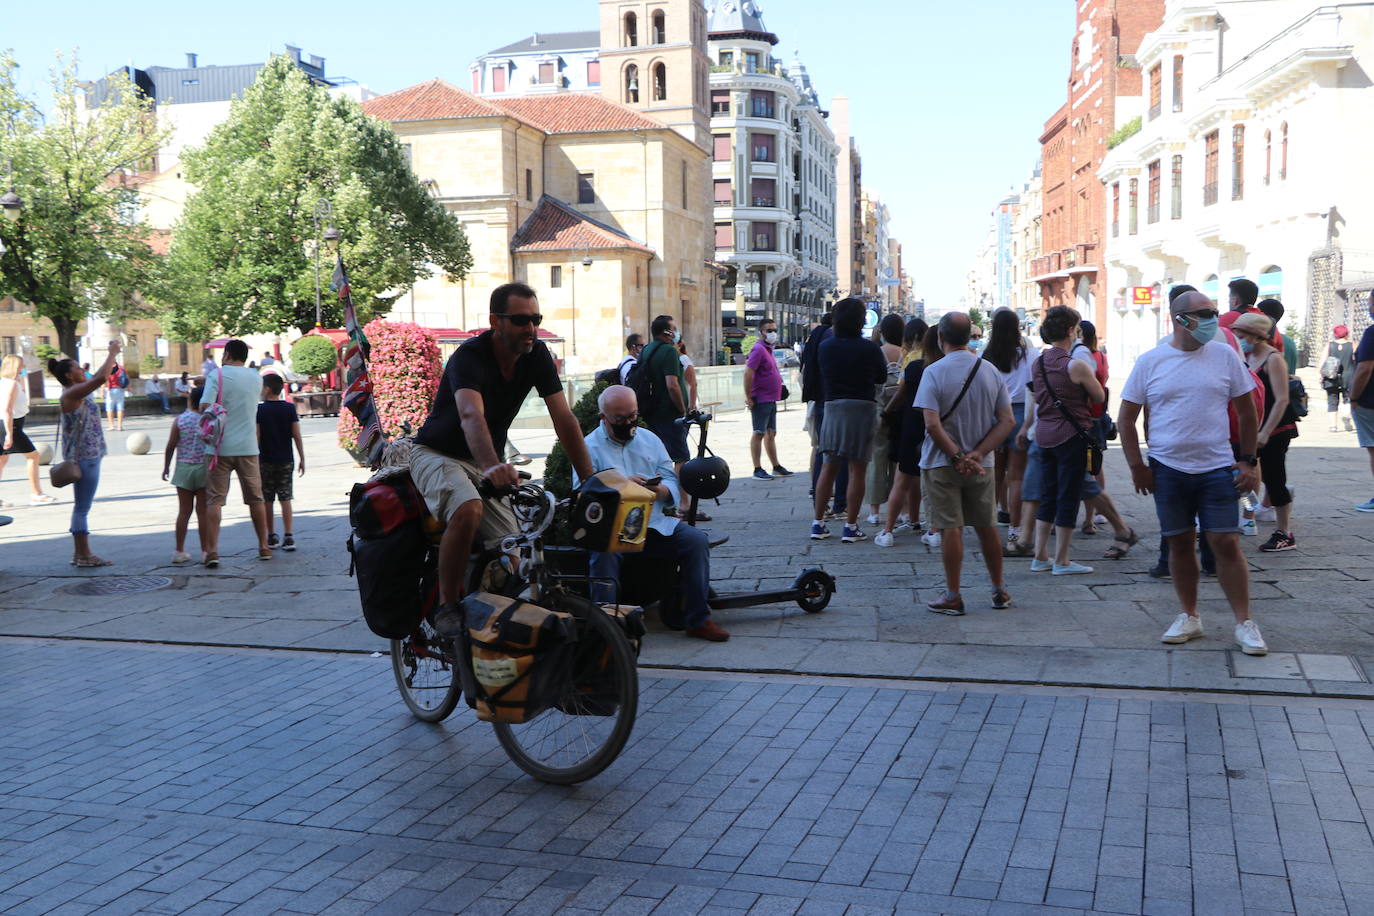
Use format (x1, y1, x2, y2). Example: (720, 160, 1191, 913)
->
(478, 470, 533, 499)
(674, 409, 712, 427)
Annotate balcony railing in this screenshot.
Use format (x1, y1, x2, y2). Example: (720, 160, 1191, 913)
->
(750, 104, 775, 119)
(1203, 182, 1219, 206)
(751, 197, 776, 208)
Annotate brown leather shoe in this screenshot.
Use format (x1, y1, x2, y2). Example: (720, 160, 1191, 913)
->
(686, 619, 730, 641)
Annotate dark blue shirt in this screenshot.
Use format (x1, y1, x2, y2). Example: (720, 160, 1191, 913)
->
(800, 324, 832, 403)
(818, 334, 887, 402)
(256, 400, 299, 465)
(1356, 325, 1374, 411)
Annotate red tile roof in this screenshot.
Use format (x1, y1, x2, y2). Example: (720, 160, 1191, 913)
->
(495, 94, 663, 134)
(363, 79, 665, 135)
(361, 79, 508, 122)
(511, 196, 655, 255)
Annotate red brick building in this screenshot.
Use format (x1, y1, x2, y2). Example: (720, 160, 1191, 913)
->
(1032, 0, 1163, 330)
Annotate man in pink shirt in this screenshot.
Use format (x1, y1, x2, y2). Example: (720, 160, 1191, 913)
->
(744, 317, 792, 480)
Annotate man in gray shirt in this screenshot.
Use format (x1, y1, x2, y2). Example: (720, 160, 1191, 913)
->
(914, 312, 1015, 615)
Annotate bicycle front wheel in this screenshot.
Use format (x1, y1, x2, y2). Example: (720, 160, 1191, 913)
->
(391, 619, 462, 723)
(493, 595, 638, 784)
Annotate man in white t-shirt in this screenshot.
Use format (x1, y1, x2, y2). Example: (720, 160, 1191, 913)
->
(1117, 290, 1267, 655)
(201, 339, 272, 567)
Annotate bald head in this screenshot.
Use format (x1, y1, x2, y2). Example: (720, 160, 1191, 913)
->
(938, 312, 972, 348)
(1170, 291, 1212, 316)
(598, 384, 637, 416)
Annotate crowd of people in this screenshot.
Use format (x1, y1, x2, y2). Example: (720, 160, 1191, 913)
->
(26, 338, 306, 568)
(788, 286, 1374, 657)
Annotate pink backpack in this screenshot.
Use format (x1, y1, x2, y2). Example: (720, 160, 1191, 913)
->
(199, 365, 227, 470)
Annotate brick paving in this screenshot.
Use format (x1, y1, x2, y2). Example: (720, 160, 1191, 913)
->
(4, 639, 1374, 914)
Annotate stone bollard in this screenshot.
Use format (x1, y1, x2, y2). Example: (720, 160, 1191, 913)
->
(36, 442, 53, 465)
(126, 432, 152, 455)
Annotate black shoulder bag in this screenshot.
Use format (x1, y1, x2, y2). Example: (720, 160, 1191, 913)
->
(939, 358, 983, 424)
(1036, 355, 1104, 476)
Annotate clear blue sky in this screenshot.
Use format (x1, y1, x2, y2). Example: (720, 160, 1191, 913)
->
(9, 0, 1074, 309)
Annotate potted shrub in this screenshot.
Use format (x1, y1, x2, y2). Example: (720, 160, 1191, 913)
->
(290, 334, 340, 391)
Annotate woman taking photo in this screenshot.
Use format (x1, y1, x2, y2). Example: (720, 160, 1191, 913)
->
(1233, 313, 1298, 551)
(1028, 306, 1103, 575)
(982, 309, 1031, 545)
(48, 342, 120, 567)
(874, 319, 928, 547)
(0, 355, 58, 507)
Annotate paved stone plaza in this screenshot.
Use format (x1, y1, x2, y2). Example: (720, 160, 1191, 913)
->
(4, 639, 1374, 915)
(1, 399, 1372, 696)
(3, 398, 1374, 913)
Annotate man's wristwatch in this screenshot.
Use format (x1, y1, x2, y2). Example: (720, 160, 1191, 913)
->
(1237, 455, 1258, 466)
(952, 450, 966, 464)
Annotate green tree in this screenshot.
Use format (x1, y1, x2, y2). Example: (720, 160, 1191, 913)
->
(157, 55, 472, 339)
(289, 334, 338, 379)
(968, 307, 987, 330)
(139, 354, 164, 374)
(0, 52, 168, 358)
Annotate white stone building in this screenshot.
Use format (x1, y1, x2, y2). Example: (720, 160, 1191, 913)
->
(1099, 1, 1374, 371)
(1013, 166, 1044, 321)
(470, 32, 604, 97)
(706, 0, 838, 341)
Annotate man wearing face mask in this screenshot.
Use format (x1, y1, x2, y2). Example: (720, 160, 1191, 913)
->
(578, 385, 728, 641)
(640, 314, 692, 512)
(1117, 290, 1268, 656)
(744, 316, 791, 480)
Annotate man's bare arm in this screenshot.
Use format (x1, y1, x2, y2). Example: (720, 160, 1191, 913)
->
(547, 391, 594, 480)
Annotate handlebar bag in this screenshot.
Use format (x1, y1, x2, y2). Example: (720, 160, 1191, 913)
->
(570, 469, 656, 554)
(459, 592, 577, 724)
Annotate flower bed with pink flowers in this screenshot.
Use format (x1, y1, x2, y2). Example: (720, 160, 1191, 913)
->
(337, 319, 442, 454)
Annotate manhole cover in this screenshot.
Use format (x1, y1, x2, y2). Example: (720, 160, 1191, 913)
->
(60, 576, 173, 597)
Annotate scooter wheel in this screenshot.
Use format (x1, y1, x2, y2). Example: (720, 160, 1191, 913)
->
(794, 568, 834, 613)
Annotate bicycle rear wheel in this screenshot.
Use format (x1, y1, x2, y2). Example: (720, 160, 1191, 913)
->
(391, 619, 462, 723)
(493, 594, 638, 784)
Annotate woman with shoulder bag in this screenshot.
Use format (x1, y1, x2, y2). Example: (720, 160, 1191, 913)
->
(1233, 313, 1299, 552)
(0, 355, 58, 507)
(1029, 306, 1104, 575)
(48, 342, 120, 567)
(874, 319, 929, 546)
(864, 314, 906, 525)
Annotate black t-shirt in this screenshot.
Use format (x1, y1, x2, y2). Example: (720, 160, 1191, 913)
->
(818, 334, 887, 401)
(256, 400, 299, 465)
(415, 331, 562, 460)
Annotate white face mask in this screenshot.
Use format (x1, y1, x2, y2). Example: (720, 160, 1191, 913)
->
(763, 331, 778, 345)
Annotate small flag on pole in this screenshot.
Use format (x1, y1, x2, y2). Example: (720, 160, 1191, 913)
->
(332, 254, 385, 466)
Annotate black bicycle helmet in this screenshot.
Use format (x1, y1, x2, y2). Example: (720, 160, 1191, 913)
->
(679, 455, 731, 499)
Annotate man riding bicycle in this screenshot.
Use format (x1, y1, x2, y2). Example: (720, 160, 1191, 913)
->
(410, 282, 594, 636)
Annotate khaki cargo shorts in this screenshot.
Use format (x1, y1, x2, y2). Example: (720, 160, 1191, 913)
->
(409, 444, 518, 548)
(921, 465, 996, 531)
(206, 455, 265, 508)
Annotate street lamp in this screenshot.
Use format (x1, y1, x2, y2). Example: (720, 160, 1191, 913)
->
(312, 198, 340, 328)
(0, 189, 20, 222)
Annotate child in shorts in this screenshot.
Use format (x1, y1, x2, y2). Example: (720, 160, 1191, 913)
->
(161, 385, 208, 565)
(257, 373, 304, 551)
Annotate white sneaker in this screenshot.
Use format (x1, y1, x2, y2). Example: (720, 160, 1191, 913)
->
(1029, 558, 1054, 572)
(1235, 620, 1268, 656)
(896, 513, 911, 527)
(29, 494, 58, 505)
(1253, 506, 1276, 522)
(865, 513, 881, 526)
(921, 530, 942, 549)
(873, 531, 894, 548)
(1239, 518, 1258, 536)
(171, 551, 193, 566)
(1094, 514, 1107, 526)
(893, 521, 915, 535)
(1161, 613, 1204, 644)
(1052, 561, 1094, 576)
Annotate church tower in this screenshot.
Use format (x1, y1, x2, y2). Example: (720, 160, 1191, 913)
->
(598, 0, 711, 151)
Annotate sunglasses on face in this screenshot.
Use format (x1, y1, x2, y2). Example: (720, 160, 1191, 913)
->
(495, 312, 543, 327)
(1178, 309, 1218, 321)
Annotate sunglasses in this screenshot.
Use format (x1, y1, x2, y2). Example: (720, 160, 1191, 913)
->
(494, 312, 543, 327)
(1178, 309, 1218, 321)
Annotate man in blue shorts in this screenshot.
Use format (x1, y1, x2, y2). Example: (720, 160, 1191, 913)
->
(744, 316, 791, 480)
(1117, 291, 1267, 655)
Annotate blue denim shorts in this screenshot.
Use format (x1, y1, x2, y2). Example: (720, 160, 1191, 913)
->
(750, 400, 778, 434)
(1001, 402, 1027, 451)
(1150, 459, 1240, 536)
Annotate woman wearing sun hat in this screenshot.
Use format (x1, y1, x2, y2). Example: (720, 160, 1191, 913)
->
(1232, 312, 1299, 552)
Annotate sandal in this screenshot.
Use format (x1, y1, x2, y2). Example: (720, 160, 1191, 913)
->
(204, 552, 220, 568)
(73, 555, 113, 568)
(1103, 527, 1139, 560)
(1004, 541, 1034, 557)
(1081, 522, 1099, 536)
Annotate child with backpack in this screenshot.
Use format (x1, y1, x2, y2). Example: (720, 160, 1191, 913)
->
(161, 385, 209, 565)
(256, 374, 305, 552)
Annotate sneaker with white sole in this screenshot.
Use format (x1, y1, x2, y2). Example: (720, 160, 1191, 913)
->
(29, 494, 58, 505)
(921, 530, 942, 549)
(865, 513, 881, 526)
(1258, 530, 1296, 552)
(171, 551, 192, 565)
(842, 524, 868, 543)
(1235, 619, 1268, 656)
(1239, 518, 1258, 536)
(809, 521, 831, 540)
(1253, 506, 1276, 522)
(1029, 558, 1054, 572)
(1355, 497, 1374, 513)
(873, 530, 894, 548)
(893, 521, 916, 535)
(1052, 561, 1094, 576)
(1161, 613, 1203, 644)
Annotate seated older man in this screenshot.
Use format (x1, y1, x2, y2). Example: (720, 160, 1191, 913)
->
(577, 385, 729, 642)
